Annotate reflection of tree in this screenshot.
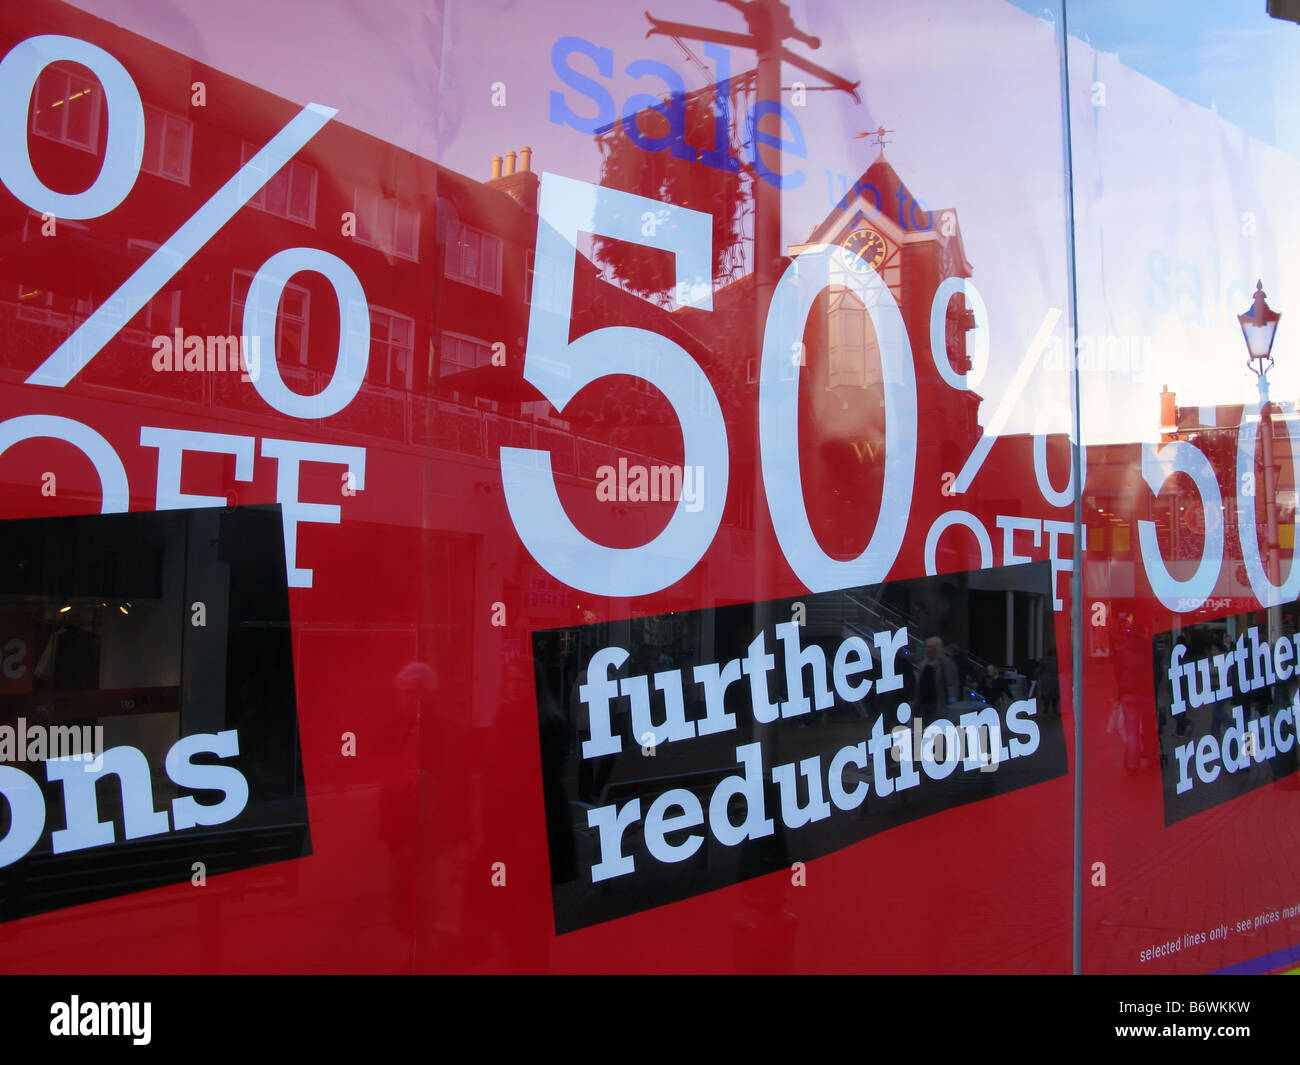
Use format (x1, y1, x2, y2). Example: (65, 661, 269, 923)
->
(1158, 419, 1299, 568)
(594, 79, 753, 300)
(1194, 429, 1240, 562)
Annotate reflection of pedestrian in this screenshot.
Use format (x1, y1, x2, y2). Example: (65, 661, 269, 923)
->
(946, 641, 974, 693)
(1034, 649, 1060, 716)
(976, 664, 1011, 711)
(883, 643, 915, 717)
(916, 637, 960, 718)
(1113, 615, 1153, 773)
(538, 674, 578, 884)
(382, 662, 437, 935)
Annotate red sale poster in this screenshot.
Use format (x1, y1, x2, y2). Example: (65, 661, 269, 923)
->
(0, 0, 1297, 976)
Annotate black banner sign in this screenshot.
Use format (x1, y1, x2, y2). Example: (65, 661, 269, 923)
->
(533, 562, 1068, 933)
(1155, 612, 1300, 825)
(0, 506, 309, 922)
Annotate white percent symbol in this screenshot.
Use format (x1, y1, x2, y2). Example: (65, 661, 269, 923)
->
(925, 292, 1083, 586)
(945, 303, 1068, 497)
(2, 34, 368, 416)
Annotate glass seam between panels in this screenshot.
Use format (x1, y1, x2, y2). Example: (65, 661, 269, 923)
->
(1057, 0, 1086, 977)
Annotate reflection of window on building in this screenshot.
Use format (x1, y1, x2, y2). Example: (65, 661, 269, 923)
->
(142, 288, 181, 335)
(370, 306, 415, 389)
(142, 105, 192, 184)
(443, 330, 510, 409)
(240, 143, 316, 225)
(15, 215, 94, 325)
(524, 249, 562, 311)
(30, 63, 100, 152)
(746, 357, 799, 384)
(440, 330, 497, 411)
(353, 189, 419, 262)
(827, 290, 877, 389)
(14, 282, 93, 328)
(445, 222, 501, 293)
(231, 270, 309, 365)
(126, 240, 181, 334)
(440, 330, 494, 376)
(944, 293, 975, 375)
(439, 330, 551, 419)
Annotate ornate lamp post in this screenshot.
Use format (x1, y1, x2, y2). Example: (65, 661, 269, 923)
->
(1240, 281, 1281, 383)
(1240, 281, 1282, 628)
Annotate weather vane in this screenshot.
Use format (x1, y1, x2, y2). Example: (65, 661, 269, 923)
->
(856, 125, 895, 153)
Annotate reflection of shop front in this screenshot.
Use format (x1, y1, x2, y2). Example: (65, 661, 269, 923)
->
(0, 507, 307, 924)
(1087, 389, 1299, 622)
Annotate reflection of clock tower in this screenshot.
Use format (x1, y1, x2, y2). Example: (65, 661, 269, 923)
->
(789, 145, 981, 559)
(795, 147, 976, 400)
(843, 226, 893, 287)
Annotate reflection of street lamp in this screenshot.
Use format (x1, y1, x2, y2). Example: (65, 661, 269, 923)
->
(1240, 281, 1280, 382)
(1240, 281, 1282, 617)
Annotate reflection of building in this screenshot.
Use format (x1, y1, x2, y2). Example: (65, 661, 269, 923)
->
(793, 150, 983, 528)
(0, 9, 1062, 694)
(0, 4, 1058, 784)
(1084, 385, 1299, 634)
(0, 33, 434, 413)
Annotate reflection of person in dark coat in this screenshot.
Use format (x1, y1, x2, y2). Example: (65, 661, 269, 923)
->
(1034, 649, 1060, 716)
(915, 637, 960, 718)
(976, 664, 1011, 710)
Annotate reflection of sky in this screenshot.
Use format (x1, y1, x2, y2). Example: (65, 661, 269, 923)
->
(435, 0, 1081, 442)
(68, 0, 445, 160)
(1010, 0, 1300, 157)
(65, 0, 1300, 445)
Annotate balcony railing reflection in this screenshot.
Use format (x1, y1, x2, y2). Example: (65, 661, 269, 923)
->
(0, 298, 680, 484)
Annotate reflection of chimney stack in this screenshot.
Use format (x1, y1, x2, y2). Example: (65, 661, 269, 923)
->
(1160, 383, 1177, 440)
(486, 148, 539, 214)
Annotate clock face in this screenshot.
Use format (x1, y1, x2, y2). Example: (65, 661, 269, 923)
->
(844, 227, 887, 272)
